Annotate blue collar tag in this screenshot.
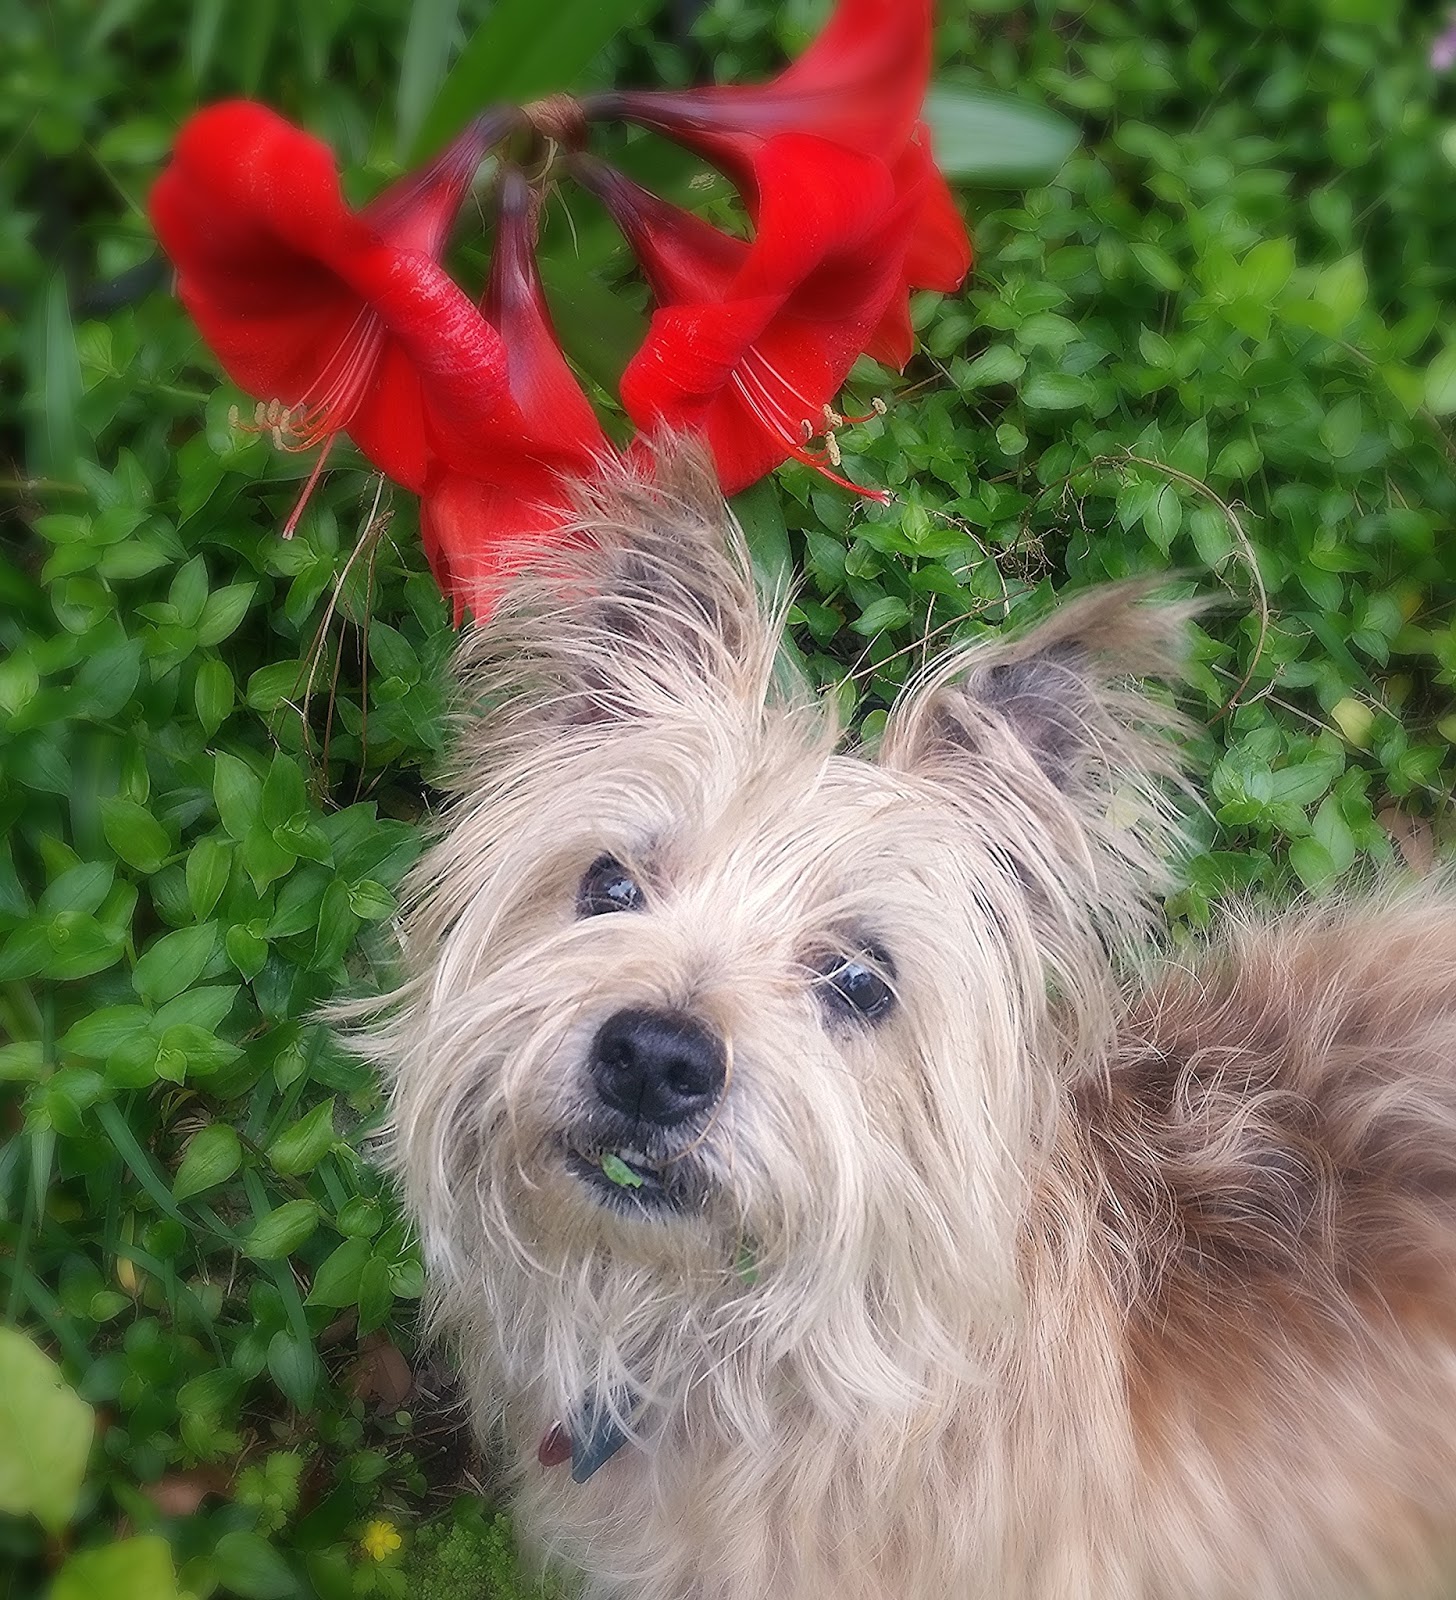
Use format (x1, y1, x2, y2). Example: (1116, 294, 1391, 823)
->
(569, 1390, 635, 1482)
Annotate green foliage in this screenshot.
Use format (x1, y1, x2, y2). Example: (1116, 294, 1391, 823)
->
(50, 1535, 183, 1600)
(0, 1327, 94, 1535)
(400, 1502, 557, 1600)
(2, 0, 1454, 1595)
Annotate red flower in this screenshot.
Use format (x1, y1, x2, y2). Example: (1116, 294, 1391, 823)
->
(421, 169, 610, 620)
(576, 135, 914, 496)
(585, 0, 931, 194)
(149, 100, 521, 522)
(580, 0, 970, 369)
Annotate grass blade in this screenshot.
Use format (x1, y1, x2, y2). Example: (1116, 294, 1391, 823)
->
(397, 0, 460, 161)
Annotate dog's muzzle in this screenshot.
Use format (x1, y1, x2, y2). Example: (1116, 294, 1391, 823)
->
(561, 1007, 726, 1214)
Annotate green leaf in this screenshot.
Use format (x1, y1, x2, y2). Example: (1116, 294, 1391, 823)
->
(0, 1042, 44, 1083)
(214, 751, 263, 841)
(850, 596, 912, 636)
(924, 85, 1078, 184)
(43, 914, 125, 982)
(600, 1152, 642, 1189)
(265, 1330, 320, 1411)
(366, 623, 419, 685)
(212, 1529, 297, 1600)
(268, 1098, 337, 1176)
(27, 272, 82, 480)
(226, 923, 270, 979)
(195, 658, 235, 734)
(337, 1196, 383, 1238)
(962, 344, 1026, 387)
(540, 254, 649, 395)
(1289, 836, 1338, 893)
(412, 0, 654, 159)
(101, 798, 171, 874)
(173, 1123, 243, 1202)
(50, 1536, 181, 1600)
(132, 923, 220, 1007)
(355, 1255, 395, 1334)
(171, 555, 209, 626)
(1424, 345, 1456, 416)
(311, 878, 359, 970)
(1144, 484, 1183, 555)
(1130, 241, 1185, 291)
(156, 1023, 241, 1078)
(307, 1237, 372, 1308)
(39, 862, 114, 918)
(1020, 372, 1094, 410)
(1314, 251, 1368, 331)
(153, 985, 238, 1034)
(732, 480, 792, 597)
(197, 582, 257, 646)
(245, 1200, 319, 1260)
(0, 1326, 93, 1534)
(186, 837, 232, 921)
(261, 753, 309, 831)
(61, 1004, 150, 1059)
(346, 880, 396, 921)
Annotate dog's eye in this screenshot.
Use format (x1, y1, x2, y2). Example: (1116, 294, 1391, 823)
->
(813, 943, 896, 1022)
(577, 854, 645, 917)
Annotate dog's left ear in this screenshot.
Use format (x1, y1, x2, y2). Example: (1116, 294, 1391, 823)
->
(878, 582, 1196, 909)
(881, 582, 1192, 788)
(455, 436, 785, 738)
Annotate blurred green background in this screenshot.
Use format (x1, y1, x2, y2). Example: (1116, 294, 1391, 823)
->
(3, 0, 1456, 1595)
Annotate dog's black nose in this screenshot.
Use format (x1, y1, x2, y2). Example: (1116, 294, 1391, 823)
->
(588, 1008, 726, 1127)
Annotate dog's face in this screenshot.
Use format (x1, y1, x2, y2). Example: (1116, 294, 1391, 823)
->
(369, 447, 1186, 1400)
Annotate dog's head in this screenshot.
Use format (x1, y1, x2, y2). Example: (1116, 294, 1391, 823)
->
(367, 442, 1189, 1401)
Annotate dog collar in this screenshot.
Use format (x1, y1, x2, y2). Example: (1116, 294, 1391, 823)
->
(538, 1390, 634, 1483)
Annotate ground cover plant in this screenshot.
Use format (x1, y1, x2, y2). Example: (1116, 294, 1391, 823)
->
(3, 0, 1456, 1595)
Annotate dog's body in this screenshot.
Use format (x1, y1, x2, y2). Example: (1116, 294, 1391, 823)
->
(364, 448, 1456, 1598)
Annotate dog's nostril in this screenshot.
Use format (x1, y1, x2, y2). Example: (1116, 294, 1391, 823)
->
(588, 1008, 726, 1127)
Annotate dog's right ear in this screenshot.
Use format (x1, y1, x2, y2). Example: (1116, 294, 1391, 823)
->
(453, 437, 785, 742)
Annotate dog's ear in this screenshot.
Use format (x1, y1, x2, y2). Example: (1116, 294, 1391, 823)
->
(878, 582, 1197, 929)
(881, 582, 1192, 789)
(454, 436, 785, 741)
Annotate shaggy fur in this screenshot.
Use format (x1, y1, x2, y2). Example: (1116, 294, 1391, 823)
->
(359, 443, 1456, 1599)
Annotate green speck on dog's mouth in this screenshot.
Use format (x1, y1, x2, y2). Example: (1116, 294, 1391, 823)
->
(599, 1152, 645, 1189)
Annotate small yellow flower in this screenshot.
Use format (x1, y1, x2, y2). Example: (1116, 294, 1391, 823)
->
(361, 1519, 403, 1561)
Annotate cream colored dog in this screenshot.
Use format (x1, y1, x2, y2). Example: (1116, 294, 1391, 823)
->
(363, 445, 1456, 1599)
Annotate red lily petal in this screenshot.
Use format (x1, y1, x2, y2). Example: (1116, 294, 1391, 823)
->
(898, 126, 973, 293)
(731, 135, 897, 300)
(363, 106, 519, 257)
(861, 129, 972, 370)
(620, 295, 785, 436)
(422, 467, 585, 624)
(150, 100, 513, 494)
(417, 170, 613, 623)
(483, 168, 608, 467)
(618, 135, 914, 496)
(865, 296, 916, 371)
(584, 0, 932, 204)
(571, 156, 748, 306)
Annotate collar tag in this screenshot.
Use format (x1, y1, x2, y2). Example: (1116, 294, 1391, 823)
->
(538, 1389, 636, 1482)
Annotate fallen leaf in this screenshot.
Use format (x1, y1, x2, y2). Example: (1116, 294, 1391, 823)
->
(347, 1334, 413, 1409)
(1378, 806, 1435, 876)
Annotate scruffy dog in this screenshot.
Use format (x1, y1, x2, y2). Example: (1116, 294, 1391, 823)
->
(363, 445, 1456, 1599)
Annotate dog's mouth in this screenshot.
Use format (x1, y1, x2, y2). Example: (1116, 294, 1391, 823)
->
(560, 1137, 702, 1216)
